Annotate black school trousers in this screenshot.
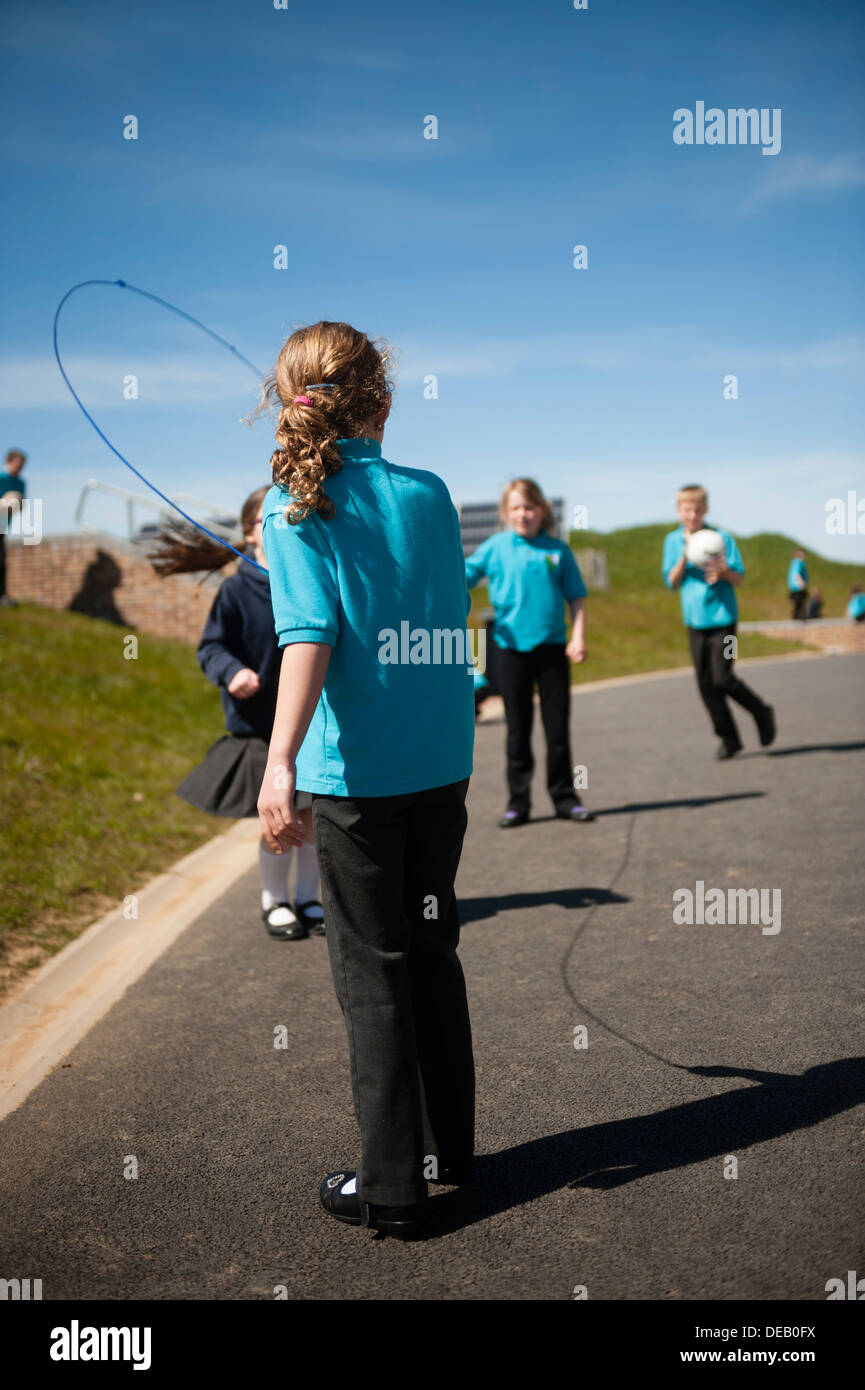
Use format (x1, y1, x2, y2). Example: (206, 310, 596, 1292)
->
(496, 641, 575, 813)
(687, 623, 769, 747)
(311, 777, 475, 1207)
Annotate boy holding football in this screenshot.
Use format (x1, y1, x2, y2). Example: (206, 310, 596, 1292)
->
(662, 484, 776, 759)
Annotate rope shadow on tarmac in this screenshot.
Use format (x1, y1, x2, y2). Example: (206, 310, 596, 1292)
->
(424, 1057, 865, 1237)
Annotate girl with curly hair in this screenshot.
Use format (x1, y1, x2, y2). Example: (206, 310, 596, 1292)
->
(253, 320, 476, 1240)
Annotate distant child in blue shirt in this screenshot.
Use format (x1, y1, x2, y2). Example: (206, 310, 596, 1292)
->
(149, 486, 324, 941)
(846, 584, 865, 622)
(662, 483, 776, 759)
(255, 320, 476, 1241)
(0, 448, 27, 607)
(787, 548, 809, 621)
(466, 477, 593, 826)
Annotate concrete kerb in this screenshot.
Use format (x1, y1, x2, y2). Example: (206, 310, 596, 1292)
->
(476, 646, 826, 721)
(0, 818, 261, 1122)
(572, 645, 825, 695)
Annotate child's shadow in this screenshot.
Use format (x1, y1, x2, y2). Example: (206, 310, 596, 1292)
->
(459, 887, 629, 926)
(68, 549, 128, 625)
(427, 1058, 865, 1235)
(767, 741, 865, 757)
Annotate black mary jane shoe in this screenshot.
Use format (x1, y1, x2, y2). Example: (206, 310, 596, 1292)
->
(499, 808, 529, 829)
(262, 903, 307, 940)
(295, 899, 326, 936)
(319, 1170, 427, 1240)
(556, 801, 596, 823)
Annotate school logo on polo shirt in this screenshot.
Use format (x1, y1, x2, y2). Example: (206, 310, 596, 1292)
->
(545, 553, 561, 568)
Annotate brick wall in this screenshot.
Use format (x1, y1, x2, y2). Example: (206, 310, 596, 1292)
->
(3, 533, 231, 647)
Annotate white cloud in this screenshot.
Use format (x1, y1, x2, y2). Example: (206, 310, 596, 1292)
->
(2, 354, 267, 411)
(747, 152, 865, 207)
(395, 329, 865, 382)
(9, 323, 862, 415)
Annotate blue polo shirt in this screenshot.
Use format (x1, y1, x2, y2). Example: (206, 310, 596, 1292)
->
(662, 524, 744, 629)
(465, 530, 587, 651)
(787, 557, 808, 591)
(847, 593, 865, 620)
(261, 438, 475, 797)
(0, 470, 25, 536)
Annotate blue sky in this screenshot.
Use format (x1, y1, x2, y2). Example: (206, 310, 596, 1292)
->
(3, 0, 864, 562)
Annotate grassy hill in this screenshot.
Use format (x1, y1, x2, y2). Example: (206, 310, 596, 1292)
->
(571, 523, 860, 618)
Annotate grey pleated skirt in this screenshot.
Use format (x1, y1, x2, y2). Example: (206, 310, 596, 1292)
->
(175, 733, 313, 818)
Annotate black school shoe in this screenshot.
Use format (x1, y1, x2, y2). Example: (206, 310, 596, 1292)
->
(715, 740, 743, 760)
(319, 1171, 427, 1239)
(262, 904, 307, 940)
(499, 808, 529, 828)
(756, 704, 777, 747)
(295, 899, 325, 936)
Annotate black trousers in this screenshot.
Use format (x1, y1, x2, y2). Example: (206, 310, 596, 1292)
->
(0, 533, 6, 598)
(789, 589, 808, 621)
(687, 624, 769, 747)
(496, 642, 575, 812)
(311, 778, 475, 1206)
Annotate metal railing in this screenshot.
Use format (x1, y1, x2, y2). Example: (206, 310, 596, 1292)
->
(74, 479, 240, 544)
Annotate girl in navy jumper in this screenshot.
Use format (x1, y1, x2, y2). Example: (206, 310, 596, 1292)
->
(149, 485, 324, 939)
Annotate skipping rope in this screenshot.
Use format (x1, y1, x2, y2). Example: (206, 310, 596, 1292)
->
(52, 277, 269, 574)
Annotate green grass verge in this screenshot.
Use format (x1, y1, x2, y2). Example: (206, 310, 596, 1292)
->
(0, 602, 231, 995)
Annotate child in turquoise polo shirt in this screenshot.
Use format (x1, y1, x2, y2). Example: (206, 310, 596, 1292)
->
(466, 476, 593, 826)
(255, 320, 475, 1241)
(261, 439, 475, 796)
(846, 584, 865, 622)
(0, 448, 27, 607)
(787, 548, 809, 621)
(662, 483, 776, 759)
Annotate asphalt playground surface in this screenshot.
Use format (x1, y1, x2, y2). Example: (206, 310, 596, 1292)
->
(2, 652, 864, 1301)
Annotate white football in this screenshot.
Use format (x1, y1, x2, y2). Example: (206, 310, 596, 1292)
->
(686, 528, 725, 567)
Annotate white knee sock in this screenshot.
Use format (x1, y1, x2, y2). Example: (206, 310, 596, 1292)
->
(259, 842, 290, 909)
(295, 840, 323, 919)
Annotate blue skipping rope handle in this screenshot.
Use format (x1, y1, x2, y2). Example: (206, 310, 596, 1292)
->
(52, 277, 271, 574)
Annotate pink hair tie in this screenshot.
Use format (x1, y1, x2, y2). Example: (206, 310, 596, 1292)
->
(293, 394, 312, 406)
